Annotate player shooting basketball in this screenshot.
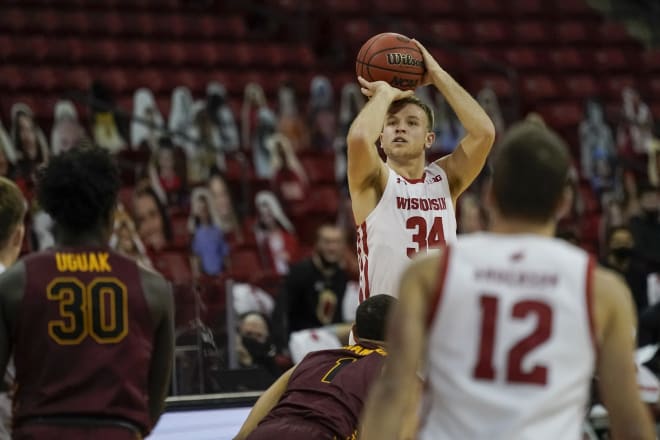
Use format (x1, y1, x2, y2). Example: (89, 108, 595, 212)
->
(348, 38, 495, 304)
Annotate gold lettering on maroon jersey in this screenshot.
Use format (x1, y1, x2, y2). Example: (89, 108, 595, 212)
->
(55, 253, 113, 273)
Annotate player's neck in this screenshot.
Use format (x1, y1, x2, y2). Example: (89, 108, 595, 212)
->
(386, 157, 425, 180)
(55, 228, 109, 248)
(489, 218, 556, 238)
(0, 251, 15, 269)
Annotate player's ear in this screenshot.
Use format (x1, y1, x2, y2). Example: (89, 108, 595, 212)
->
(425, 131, 435, 149)
(482, 178, 496, 213)
(554, 184, 573, 220)
(11, 223, 24, 249)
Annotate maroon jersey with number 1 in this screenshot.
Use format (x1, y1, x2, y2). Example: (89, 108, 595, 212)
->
(12, 248, 154, 434)
(256, 342, 386, 439)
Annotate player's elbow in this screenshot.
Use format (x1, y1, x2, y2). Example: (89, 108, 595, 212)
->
(473, 119, 496, 148)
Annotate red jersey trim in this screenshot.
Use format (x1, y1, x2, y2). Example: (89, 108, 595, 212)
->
(400, 172, 426, 184)
(426, 246, 452, 328)
(585, 255, 597, 355)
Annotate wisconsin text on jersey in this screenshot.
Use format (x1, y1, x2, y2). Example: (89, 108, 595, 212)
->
(55, 252, 112, 272)
(396, 196, 447, 211)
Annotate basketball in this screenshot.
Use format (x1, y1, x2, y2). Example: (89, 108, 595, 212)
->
(355, 32, 425, 91)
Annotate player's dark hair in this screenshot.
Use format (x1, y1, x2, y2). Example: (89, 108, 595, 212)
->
(0, 177, 25, 248)
(355, 294, 397, 342)
(492, 120, 571, 223)
(37, 147, 120, 232)
(388, 96, 434, 131)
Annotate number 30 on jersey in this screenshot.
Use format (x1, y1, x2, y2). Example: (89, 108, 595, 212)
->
(47, 277, 128, 345)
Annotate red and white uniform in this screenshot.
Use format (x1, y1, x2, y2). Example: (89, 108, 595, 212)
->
(420, 233, 596, 440)
(356, 163, 456, 301)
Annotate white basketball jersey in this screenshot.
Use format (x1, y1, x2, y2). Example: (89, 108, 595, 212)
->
(356, 163, 456, 301)
(420, 233, 596, 440)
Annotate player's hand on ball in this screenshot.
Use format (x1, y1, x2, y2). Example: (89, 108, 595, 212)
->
(411, 39, 441, 86)
(357, 76, 414, 100)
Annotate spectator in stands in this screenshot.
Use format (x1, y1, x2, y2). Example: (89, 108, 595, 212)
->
(335, 83, 365, 192)
(308, 75, 336, 151)
(601, 225, 648, 314)
(580, 98, 616, 197)
(236, 312, 281, 383)
(11, 103, 49, 195)
(50, 100, 86, 156)
(617, 86, 653, 159)
(0, 120, 17, 181)
(242, 83, 277, 179)
(169, 86, 195, 155)
(268, 133, 308, 215)
(132, 87, 165, 151)
(477, 85, 505, 137)
(208, 173, 243, 243)
(133, 185, 172, 252)
(148, 139, 186, 207)
(436, 96, 465, 154)
(207, 81, 240, 158)
(277, 83, 308, 151)
(274, 224, 348, 346)
(188, 100, 221, 182)
(189, 187, 229, 276)
(629, 182, 660, 270)
(90, 80, 127, 153)
(253, 191, 298, 275)
(109, 204, 152, 268)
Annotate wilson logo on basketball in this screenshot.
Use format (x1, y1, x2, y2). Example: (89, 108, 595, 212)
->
(391, 76, 419, 89)
(386, 53, 423, 67)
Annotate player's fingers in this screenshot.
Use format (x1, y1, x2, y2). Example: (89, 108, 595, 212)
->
(358, 76, 371, 87)
(360, 87, 372, 97)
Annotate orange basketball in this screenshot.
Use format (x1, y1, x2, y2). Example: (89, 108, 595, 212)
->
(355, 32, 425, 91)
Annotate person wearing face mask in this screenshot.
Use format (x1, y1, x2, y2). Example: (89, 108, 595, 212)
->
(629, 183, 660, 269)
(235, 312, 282, 386)
(271, 224, 349, 352)
(601, 226, 648, 314)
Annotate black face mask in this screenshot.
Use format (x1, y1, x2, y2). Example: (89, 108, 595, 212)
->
(610, 247, 633, 261)
(643, 209, 659, 224)
(241, 335, 273, 361)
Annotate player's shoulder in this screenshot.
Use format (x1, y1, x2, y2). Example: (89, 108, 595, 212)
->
(138, 263, 171, 294)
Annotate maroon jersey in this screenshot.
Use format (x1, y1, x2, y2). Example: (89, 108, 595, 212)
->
(13, 248, 154, 434)
(260, 342, 386, 438)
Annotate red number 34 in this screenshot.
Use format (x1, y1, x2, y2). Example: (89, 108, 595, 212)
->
(406, 216, 445, 258)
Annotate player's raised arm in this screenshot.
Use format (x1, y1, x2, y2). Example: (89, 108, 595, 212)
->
(347, 78, 412, 222)
(234, 367, 295, 440)
(413, 40, 495, 202)
(593, 267, 655, 440)
(360, 253, 440, 440)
